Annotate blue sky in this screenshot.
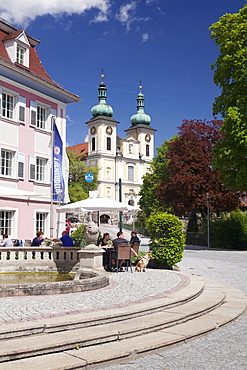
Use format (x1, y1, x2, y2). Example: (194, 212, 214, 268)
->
(0, 0, 245, 150)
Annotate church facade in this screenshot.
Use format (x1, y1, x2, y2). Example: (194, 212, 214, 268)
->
(69, 75, 156, 208)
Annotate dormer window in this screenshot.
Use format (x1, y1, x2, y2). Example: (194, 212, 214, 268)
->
(16, 45, 25, 65)
(4, 30, 30, 68)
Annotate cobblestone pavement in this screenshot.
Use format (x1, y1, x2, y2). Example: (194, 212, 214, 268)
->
(0, 269, 182, 324)
(97, 246, 247, 370)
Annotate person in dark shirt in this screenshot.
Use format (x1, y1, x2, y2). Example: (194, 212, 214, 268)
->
(112, 231, 128, 249)
(112, 231, 130, 271)
(59, 231, 74, 246)
(31, 231, 44, 246)
(98, 233, 111, 248)
(46, 231, 74, 247)
(130, 230, 140, 246)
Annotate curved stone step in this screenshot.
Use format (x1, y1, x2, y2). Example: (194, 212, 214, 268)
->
(0, 278, 234, 364)
(0, 272, 204, 340)
(0, 282, 245, 370)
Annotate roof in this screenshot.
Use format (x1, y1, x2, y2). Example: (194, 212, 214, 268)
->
(67, 143, 88, 158)
(0, 19, 80, 103)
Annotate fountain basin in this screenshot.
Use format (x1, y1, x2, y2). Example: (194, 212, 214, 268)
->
(0, 270, 109, 297)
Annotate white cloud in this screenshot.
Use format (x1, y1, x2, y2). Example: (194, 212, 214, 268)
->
(84, 134, 88, 142)
(116, 2, 151, 32)
(142, 32, 149, 42)
(0, 0, 111, 26)
(116, 2, 137, 30)
(66, 114, 75, 127)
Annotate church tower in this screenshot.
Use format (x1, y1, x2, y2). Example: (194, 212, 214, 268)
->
(125, 83, 156, 169)
(85, 73, 119, 200)
(85, 77, 156, 207)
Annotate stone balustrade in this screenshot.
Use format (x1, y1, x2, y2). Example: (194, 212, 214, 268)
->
(0, 246, 81, 273)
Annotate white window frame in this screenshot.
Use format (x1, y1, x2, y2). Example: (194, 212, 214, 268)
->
(29, 101, 54, 131)
(36, 157, 47, 182)
(0, 210, 14, 237)
(0, 87, 19, 122)
(29, 155, 50, 183)
(1, 148, 15, 177)
(37, 105, 46, 129)
(35, 212, 48, 233)
(16, 45, 25, 65)
(34, 209, 49, 236)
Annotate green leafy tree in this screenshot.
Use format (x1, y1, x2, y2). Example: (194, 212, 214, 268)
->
(210, 4, 247, 190)
(67, 149, 98, 202)
(138, 139, 173, 218)
(146, 212, 185, 266)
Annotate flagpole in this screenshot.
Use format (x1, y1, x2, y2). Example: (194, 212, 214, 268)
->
(50, 116, 55, 238)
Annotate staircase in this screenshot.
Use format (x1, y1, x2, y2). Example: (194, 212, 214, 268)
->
(0, 273, 246, 370)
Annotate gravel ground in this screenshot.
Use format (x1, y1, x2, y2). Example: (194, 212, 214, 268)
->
(97, 245, 247, 370)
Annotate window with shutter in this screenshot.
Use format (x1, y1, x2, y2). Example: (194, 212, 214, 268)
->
(18, 96, 26, 123)
(31, 110, 36, 125)
(30, 101, 37, 126)
(18, 162, 24, 178)
(19, 106, 25, 122)
(29, 155, 36, 181)
(17, 152, 25, 179)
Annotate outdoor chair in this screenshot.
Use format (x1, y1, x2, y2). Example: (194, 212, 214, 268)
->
(116, 244, 133, 273)
(131, 241, 140, 256)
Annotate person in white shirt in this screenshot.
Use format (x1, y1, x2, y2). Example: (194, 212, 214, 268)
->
(0, 234, 13, 247)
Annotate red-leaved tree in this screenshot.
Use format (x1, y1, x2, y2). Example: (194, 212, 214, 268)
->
(156, 119, 241, 216)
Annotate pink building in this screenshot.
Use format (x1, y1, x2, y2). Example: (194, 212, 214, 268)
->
(0, 20, 80, 240)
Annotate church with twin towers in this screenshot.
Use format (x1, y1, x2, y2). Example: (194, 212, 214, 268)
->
(67, 73, 156, 208)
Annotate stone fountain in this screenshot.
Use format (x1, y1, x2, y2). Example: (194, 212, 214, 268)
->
(77, 212, 105, 270)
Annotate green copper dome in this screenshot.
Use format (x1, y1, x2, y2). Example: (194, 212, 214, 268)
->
(91, 74, 114, 118)
(130, 85, 151, 126)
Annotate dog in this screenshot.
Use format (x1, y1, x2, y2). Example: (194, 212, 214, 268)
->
(135, 253, 152, 272)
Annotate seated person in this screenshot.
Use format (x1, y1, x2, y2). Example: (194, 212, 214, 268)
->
(98, 232, 111, 248)
(46, 231, 74, 247)
(31, 231, 44, 246)
(0, 234, 13, 247)
(130, 230, 140, 246)
(112, 231, 130, 271)
(59, 231, 74, 246)
(98, 233, 112, 271)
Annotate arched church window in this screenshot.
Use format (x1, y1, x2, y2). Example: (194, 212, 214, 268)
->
(92, 137, 95, 151)
(107, 137, 111, 151)
(129, 144, 133, 154)
(128, 165, 134, 181)
(146, 144, 150, 157)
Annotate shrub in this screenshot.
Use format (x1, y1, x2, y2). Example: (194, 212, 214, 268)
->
(146, 212, 185, 266)
(71, 224, 87, 247)
(209, 209, 247, 250)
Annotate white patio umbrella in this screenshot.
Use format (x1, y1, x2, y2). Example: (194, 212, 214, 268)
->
(57, 196, 129, 213)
